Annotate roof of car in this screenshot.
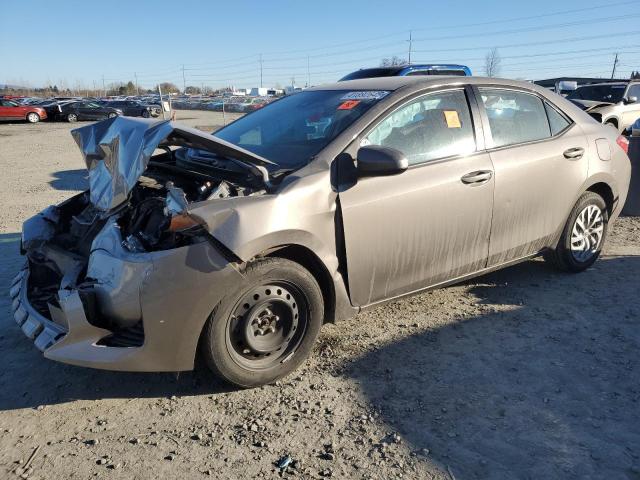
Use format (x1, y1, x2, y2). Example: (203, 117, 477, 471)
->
(308, 76, 538, 91)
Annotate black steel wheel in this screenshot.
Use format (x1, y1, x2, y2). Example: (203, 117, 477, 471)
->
(201, 257, 324, 388)
(226, 282, 308, 370)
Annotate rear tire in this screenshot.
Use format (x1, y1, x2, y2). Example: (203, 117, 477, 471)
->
(545, 191, 608, 272)
(108, 112, 118, 119)
(200, 258, 324, 388)
(141, 110, 150, 118)
(67, 113, 78, 123)
(26, 112, 40, 123)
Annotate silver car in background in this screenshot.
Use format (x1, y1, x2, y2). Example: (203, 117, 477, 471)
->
(12, 76, 631, 387)
(567, 80, 640, 132)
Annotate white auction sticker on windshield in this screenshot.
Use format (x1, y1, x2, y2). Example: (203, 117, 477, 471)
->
(341, 91, 390, 101)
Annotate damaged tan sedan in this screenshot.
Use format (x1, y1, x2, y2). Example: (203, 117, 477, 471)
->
(11, 77, 631, 387)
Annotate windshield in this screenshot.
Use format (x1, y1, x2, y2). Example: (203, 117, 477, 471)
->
(213, 90, 389, 169)
(567, 84, 626, 103)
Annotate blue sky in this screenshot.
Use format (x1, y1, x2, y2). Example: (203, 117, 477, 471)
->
(2, 0, 639, 90)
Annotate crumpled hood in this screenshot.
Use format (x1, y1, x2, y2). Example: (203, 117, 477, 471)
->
(569, 99, 614, 112)
(71, 116, 274, 211)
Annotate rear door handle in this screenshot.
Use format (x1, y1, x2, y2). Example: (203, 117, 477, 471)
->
(563, 147, 585, 159)
(461, 170, 493, 185)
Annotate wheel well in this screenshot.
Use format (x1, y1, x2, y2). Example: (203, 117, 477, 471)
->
(587, 182, 614, 215)
(265, 245, 336, 324)
(605, 118, 618, 128)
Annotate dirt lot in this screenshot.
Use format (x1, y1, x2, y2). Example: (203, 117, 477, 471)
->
(0, 113, 639, 480)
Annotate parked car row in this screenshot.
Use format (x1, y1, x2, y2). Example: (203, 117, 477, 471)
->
(170, 95, 273, 112)
(3, 69, 638, 131)
(0, 95, 162, 123)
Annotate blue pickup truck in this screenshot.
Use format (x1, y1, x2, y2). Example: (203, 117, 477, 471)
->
(339, 64, 472, 81)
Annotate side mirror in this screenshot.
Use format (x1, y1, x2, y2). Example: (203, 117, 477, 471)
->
(356, 145, 408, 177)
(624, 96, 638, 104)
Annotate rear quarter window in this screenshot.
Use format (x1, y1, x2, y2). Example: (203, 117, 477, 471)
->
(545, 102, 572, 136)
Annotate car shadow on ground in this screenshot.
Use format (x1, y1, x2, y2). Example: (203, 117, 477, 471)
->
(48, 169, 88, 191)
(347, 255, 640, 479)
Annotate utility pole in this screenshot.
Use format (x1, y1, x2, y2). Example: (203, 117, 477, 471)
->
(134, 73, 139, 96)
(611, 53, 619, 79)
(408, 30, 413, 64)
(259, 54, 263, 88)
(181, 65, 186, 93)
(307, 55, 310, 87)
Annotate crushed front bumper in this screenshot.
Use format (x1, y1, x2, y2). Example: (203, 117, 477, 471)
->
(10, 266, 66, 352)
(13, 221, 244, 372)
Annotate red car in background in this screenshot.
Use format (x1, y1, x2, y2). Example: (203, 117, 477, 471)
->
(0, 99, 47, 123)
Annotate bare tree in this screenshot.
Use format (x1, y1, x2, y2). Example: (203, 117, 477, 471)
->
(484, 48, 501, 77)
(380, 56, 408, 67)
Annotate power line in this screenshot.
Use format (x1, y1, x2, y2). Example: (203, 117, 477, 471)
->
(412, 30, 640, 54)
(412, 13, 640, 43)
(413, 0, 638, 32)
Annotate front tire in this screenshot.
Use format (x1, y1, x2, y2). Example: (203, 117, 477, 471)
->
(545, 191, 608, 272)
(26, 112, 40, 123)
(201, 258, 324, 388)
(141, 110, 150, 118)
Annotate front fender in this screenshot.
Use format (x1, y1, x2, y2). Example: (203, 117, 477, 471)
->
(187, 171, 339, 269)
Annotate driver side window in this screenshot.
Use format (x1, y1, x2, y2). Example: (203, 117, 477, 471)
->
(363, 89, 476, 165)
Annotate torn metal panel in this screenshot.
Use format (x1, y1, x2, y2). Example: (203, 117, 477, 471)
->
(21, 206, 59, 250)
(165, 184, 188, 215)
(71, 116, 275, 212)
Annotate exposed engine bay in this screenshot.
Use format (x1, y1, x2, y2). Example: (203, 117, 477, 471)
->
(19, 116, 281, 349)
(32, 148, 265, 259)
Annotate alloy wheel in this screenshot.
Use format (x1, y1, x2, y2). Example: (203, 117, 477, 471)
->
(570, 204, 604, 262)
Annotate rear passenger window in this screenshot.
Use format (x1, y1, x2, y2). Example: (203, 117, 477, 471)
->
(479, 88, 551, 148)
(363, 89, 476, 165)
(545, 102, 571, 136)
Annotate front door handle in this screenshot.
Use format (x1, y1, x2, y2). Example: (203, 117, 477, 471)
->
(563, 147, 585, 159)
(461, 170, 493, 185)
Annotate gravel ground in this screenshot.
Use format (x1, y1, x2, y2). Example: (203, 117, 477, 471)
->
(0, 113, 638, 480)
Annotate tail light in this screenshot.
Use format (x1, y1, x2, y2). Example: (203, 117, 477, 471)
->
(616, 135, 629, 154)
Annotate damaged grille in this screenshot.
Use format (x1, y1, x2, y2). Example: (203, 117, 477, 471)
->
(25, 260, 61, 320)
